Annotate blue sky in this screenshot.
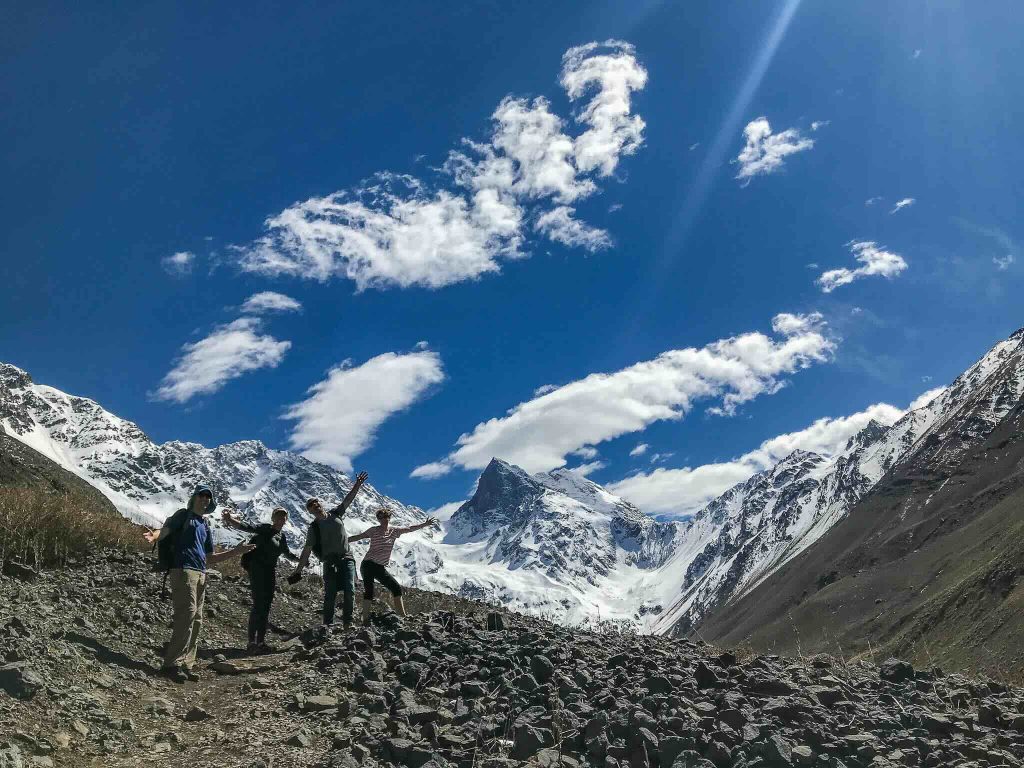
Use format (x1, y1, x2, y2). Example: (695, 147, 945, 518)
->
(2, 1, 1021, 515)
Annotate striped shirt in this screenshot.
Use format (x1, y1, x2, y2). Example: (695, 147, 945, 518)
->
(350, 524, 414, 566)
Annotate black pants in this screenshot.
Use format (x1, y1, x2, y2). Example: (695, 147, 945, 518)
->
(323, 556, 356, 625)
(248, 566, 276, 644)
(360, 559, 402, 600)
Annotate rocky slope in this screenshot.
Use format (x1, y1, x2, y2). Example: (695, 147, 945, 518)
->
(0, 422, 119, 515)
(6, 551, 1024, 768)
(696, 329, 1024, 679)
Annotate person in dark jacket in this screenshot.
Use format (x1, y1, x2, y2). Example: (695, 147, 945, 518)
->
(143, 486, 254, 683)
(222, 507, 295, 653)
(290, 471, 368, 631)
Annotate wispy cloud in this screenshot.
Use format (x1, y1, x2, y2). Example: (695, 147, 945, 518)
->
(890, 197, 915, 214)
(817, 240, 908, 293)
(161, 251, 195, 277)
(535, 206, 612, 250)
(912, 49, 922, 59)
(236, 41, 646, 291)
(865, 197, 883, 206)
(734, 117, 814, 184)
(412, 313, 834, 477)
(285, 349, 445, 473)
(994, 254, 1015, 271)
(810, 120, 830, 131)
(688, 142, 700, 151)
(608, 388, 939, 517)
(153, 318, 290, 403)
(629, 442, 649, 457)
(240, 291, 303, 314)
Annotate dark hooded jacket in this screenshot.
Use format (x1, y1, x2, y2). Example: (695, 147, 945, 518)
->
(163, 485, 217, 572)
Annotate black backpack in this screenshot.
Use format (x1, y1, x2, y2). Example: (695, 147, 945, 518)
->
(153, 509, 189, 573)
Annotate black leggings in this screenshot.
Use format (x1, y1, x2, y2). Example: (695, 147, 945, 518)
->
(360, 559, 402, 600)
(248, 566, 276, 644)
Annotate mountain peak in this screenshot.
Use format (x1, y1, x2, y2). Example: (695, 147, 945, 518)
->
(1010, 327, 1024, 341)
(0, 362, 33, 389)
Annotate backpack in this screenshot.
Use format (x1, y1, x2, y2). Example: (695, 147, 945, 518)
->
(153, 509, 189, 574)
(240, 547, 254, 573)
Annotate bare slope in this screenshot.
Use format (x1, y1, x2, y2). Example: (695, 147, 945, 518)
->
(697, 332, 1024, 681)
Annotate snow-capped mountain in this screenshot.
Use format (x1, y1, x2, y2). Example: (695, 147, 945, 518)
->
(0, 363, 424, 547)
(400, 458, 683, 624)
(2, 326, 1021, 634)
(651, 326, 1024, 636)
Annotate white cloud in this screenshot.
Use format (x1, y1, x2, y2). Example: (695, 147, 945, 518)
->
(285, 349, 445, 473)
(994, 254, 1015, 271)
(771, 311, 825, 337)
(817, 240, 908, 293)
(572, 446, 600, 460)
(420, 314, 835, 475)
(649, 452, 674, 464)
(567, 460, 607, 477)
(810, 120, 830, 131)
(240, 291, 303, 314)
(427, 501, 465, 522)
(410, 460, 454, 480)
(630, 442, 649, 457)
(535, 206, 611, 250)
(865, 197, 883, 206)
(161, 251, 195, 277)
(734, 117, 814, 184)
(608, 400, 914, 516)
(890, 197, 915, 214)
(908, 386, 947, 410)
(688, 142, 700, 151)
(154, 318, 290, 403)
(237, 41, 646, 291)
(913, 49, 922, 59)
(533, 384, 559, 396)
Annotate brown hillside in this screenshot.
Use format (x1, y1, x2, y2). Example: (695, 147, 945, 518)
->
(696, 391, 1024, 683)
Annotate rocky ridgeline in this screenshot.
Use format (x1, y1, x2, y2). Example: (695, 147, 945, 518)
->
(2, 554, 1024, 767)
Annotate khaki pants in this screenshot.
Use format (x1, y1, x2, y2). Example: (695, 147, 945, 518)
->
(163, 568, 206, 669)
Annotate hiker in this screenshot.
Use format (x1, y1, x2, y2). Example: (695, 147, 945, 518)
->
(349, 509, 437, 624)
(288, 471, 369, 631)
(221, 507, 296, 654)
(142, 485, 254, 683)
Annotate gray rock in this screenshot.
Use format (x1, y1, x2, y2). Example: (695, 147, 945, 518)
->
(0, 662, 43, 700)
(879, 658, 914, 684)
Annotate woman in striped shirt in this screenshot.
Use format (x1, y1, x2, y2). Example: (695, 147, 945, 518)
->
(350, 508, 437, 623)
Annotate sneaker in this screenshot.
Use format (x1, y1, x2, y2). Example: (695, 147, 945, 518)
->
(158, 666, 188, 684)
(183, 666, 201, 682)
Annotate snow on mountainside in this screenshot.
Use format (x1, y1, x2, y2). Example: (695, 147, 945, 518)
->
(653, 326, 1024, 636)
(399, 459, 683, 625)
(2, 326, 1021, 633)
(0, 363, 423, 547)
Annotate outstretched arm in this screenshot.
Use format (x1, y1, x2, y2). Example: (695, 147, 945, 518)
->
(396, 517, 438, 536)
(221, 510, 258, 533)
(348, 526, 376, 543)
(330, 471, 369, 517)
(208, 542, 255, 565)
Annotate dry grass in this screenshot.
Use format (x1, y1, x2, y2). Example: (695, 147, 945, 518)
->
(0, 486, 144, 569)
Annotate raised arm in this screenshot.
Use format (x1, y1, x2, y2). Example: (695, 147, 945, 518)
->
(330, 471, 369, 517)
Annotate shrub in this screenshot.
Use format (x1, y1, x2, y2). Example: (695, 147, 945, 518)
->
(0, 486, 144, 569)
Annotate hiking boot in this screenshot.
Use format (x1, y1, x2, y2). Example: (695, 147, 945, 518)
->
(183, 666, 201, 682)
(256, 642, 276, 654)
(158, 666, 188, 684)
(246, 642, 259, 655)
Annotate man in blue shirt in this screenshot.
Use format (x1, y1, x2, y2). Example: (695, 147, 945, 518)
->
(146, 485, 253, 682)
